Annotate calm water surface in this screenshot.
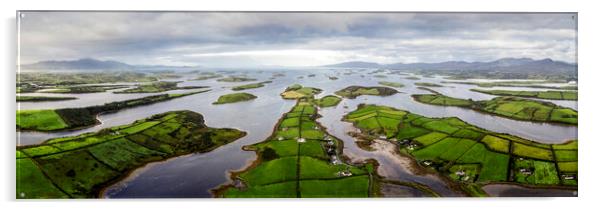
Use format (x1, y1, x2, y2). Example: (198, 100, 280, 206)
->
(16, 69, 578, 197)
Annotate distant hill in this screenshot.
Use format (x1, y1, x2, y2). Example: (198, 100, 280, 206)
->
(22, 58, 134, 70)
(21, 58, 200, 71)
(325, 58, 576, 73)
(324, 58, 577, 80)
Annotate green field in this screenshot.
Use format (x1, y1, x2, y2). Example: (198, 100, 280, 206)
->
(213, 92, 258, 104)
(221, 99, 375, 198)
(115, 81, 207, 93)
(412, 94, 473, 107)
(217, 76, 257, 82)
(17, 110, 69, 131)
(232, 81, 272, 91)
(280, 84, 322, 99)
(343, 104, 577, 190)
(335, 86, 398, 99)
(413, 94, 577, 125)
(378, 81, 404, 88)
(471, 89, 577, 100)
(16, 111, 246, 198)
(40, 85, 130, 94)
(312, 95, 342, 107)
(442, 81, 578, 90)
(415, 82, 443, 87)
(17, 72, 158, 87)
(17, 91, 208, 132)
(17, 95, 77, 102)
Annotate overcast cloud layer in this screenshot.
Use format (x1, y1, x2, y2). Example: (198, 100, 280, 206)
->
(18, 12, 577, 67)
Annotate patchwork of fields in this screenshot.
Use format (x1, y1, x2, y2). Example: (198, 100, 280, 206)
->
(413, 94, 578, 125)
(344, 104, 577, 193)
(222, 100, 375, 198)
(471, 89, 577, 101)
(17, 90, 208, 131)
(16, 111, 246, 198)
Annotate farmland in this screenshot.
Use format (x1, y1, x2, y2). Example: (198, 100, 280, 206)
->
(343, 104, 577, 195)
(16, 111, 246, 198)
(115, 81, 207, 93)
(415, 82, 443, 87)
(442, 81, 577, 90)
(17, 90, 209, 131)
(413, 94, 577, 125)
(217, 76, 258, 82)
(219, 99, 376, 198)
(17, 72, 158, 86)
(378, 81, 404, 88)
(335, 86, 398, 99)
(40, 85, 131, 94)
(213, 93, 258, 104)
(280, 84, 322, 99)
(232, 81, 272, 91)
(17, 96, 77, 102)
(471, 89, 577, 101)
(312, 95, 342, 108)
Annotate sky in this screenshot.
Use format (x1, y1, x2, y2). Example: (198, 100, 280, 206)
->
(18, 12, 577, 67)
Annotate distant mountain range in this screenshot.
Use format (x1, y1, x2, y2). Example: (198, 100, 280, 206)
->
(324, 58, 577, 74)
(21, 58, 199, 71)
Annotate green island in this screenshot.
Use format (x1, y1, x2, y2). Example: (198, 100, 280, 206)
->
(280, 84, 322, 99)
(405, 76, 421, 80)
(40, 85, 130, 94)
(217, 76, 258, 82)
(378, 81, 404, 88)
(415, 82, 443, 87)
(343, 104, 577, 196)
(16, 110, 246, 198)
(217, 99, 377, 198)
(335, 86, 398, 99)
(232, 81, 272, 91)
(312, 95, 342, 108)
(17, 90, 209, 132)
(192, 73, 222, 81)
(412, 94, 577, 125)
(373, 75, 387, 78)
(213, 93, 258, 104)
(114, 81, 207, 93)
(471, 89, 577, 101)
(17, 96, 77, 102)
(442, 81, 577, 90)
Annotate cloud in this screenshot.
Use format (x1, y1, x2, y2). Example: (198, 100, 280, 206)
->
(18, 12, 577, 67)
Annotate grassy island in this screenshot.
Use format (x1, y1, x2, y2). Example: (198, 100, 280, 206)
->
(218, 99, 376, 198)
(40, 85, 130, 94)
(405, 76, 421, 80)
(192, 73, 222, 81)
(335, 86, 398, 99)
(213, 93, 258, 104)
(378, 81, 404, 88)
(17, 90, 209, 132)
(280, 84, 322, 99)
(17, 96, 77, 102)
(16, 111, 246, 198)
(115, 81, 207, 93)
(442, 81, 577, 90)
(217, 76, 258, 82)
(232, 81, 272, 91)
(412, 94, 577, 125)
(471, 89, 577, 101)
(312, 95, 342, 108)
(415, 82, 443, 87)
(344, 104, 577, 196)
